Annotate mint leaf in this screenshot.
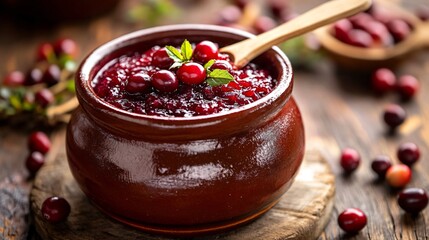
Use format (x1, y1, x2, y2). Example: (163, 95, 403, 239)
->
(204, 59, 215, 71)
(169, 61, 183, 69)
(165, 46, 183, 62)
(181, 39, 193, 61)
(206, 69, 234, 87)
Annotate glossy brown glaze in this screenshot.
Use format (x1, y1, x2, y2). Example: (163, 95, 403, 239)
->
(66, 24, 305, 236)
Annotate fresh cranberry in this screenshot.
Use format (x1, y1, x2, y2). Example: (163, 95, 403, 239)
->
(2, 71, 25, 86)
(338, 208, 367, 233)
(349, 13, 374, 30)
(387, 19, 412, 43)
(371, 155, 392, 178)
(217, 5, 242, 25)
(26, 151, 45, 175)
(193, 41, 219, 63)
(41, 196, 71, 223)
(152, 48, 174, 69)
(28, 131, 51, 154)
(36, 43, 55, 62)
(362, 21, 393, 47)
(397, 75, 419, 100)
(346, 29, 373, 48)
(333, 19, 353, 43)
(397, 142, 420, 167)
(372, 68, 396, 94)
(177, 62, 206, 85)
(253, 16, 277, 34)
(151, 70, 179, 92)
(417, 6, 429, 21)
(340, 148, 361, 173)
(42, 64, 61, 86)
(398, 188, 428, 214)
(125, 73, 151, 94)
(383, 104, 406, 129)
(25, 68, 43, 86)
(386, 164, 412, 188)
(35, 89, 55, 108)
(53, 38, 78, 57)
(211, 60, 233, 71)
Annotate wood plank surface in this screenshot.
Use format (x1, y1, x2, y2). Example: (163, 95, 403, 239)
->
(1, 0, 429, 239)
(30, 129, 334, 240)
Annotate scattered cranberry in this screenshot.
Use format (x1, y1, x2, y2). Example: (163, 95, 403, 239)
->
(152, 48, 174, 69)
(42, 64, 61, 86)
(398, 188, 428, 214)
(36, 43, 55, 62)
(340, 148, 361, 173)
(416, 6, 429, 21)
(338, 208, 367, 233)
(193, 41, 219, 64)
(216, 5, 242, 25)
(253, 16, 277, 34)
(387, 19, 411, 43)
(151, 70, 179, 93)
(397, 75, 419, 100)
(2, 71, 25, 86)
(386, 164, 412, 188)
(28, 131, 51, 154)
(383, 104, 406, 129)
(53, 38, 78, 57)
(35, 89, 55, 108)
(397, 142, 420, 167)
(333, 19, 353, 43)
(346, 29, 373, 48)
(211, 60, 233, 71)
(25, 151, 45, 175)
(25, 68, 43, 86)
(177, 62, 206, 85)
(372, 68, 396, 94)
(41, 196, 71, 223)
(125, 73, 151, 94)
(371, 155, 392, 178)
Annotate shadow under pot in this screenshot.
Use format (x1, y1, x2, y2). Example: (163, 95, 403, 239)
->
(66, 24, 305, 237)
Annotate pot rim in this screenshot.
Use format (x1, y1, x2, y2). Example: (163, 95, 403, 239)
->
(76, 24, 293, 126)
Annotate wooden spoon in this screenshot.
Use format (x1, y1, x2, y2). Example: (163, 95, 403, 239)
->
(220, 0, 372, 68)
(314, 1, 429, 69)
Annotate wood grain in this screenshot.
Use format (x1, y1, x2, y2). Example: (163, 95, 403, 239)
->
(30, 134, 335, 240)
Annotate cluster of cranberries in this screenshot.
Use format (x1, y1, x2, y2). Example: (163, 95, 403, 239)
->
(93, 40, 276, 117)
(332, 2, 414, 48)
(2, 38, 78, 108)
(216, 0, 294, 34)
(338, 143, 427, 233)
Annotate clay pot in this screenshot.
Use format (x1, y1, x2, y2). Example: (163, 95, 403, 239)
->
(66, 24, 305, 237)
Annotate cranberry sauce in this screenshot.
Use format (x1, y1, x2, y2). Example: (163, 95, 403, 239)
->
(91, 44, 277, 117)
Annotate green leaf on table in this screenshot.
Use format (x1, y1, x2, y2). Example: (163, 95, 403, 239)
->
(206, 69, 234, 87)
(181, 39, 193, 61)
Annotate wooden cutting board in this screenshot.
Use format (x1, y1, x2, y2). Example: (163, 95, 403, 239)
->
(30, 148, 335, 240)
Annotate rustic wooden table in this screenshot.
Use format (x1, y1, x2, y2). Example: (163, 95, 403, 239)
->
(1, 0, 428, 239)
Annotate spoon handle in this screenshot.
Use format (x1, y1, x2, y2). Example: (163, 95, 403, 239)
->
(221, 0, 372, 68)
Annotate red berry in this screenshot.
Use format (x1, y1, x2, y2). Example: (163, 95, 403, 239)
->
(211, 60, 233, 71)
(28, 131, 51, 154)
(346, 29, 374, 48)
(3, 71, 25, 86)
(25, 68, 43, 86)
(340, 148, 361, 173)
(387, 19, 411, 43)
(125, 73, 151, 94)
(397, 142, 420, 167)
(383, 104, 406, 129)
(35, 89, 55, 108)
(333, 19, 353, 43)
(53, 38, 78, 57)
(177, 62, 206, 85)
(36, 43, 55, 62)
(371, 155, 392, 178)
(193, 41, 219, 63)
(372, 68, 396, 94)
(41, 196, 71, 223)
(269, 0, 289, 18)
(386, 164, 412, 188)
(362, 21, 394, 47)
(398, 188, 428, 214)
(232, 0, 249, 9)
(26, 151, 45, 175)
(151, 70, 179, 93)
(216, 6, 242, 25)
(417, 6, 429, 21)
(338, 208, 367, 233)
(253, 16, 277, 34)
(349, 13, 374, 30)
(397, 75, 419, 100)
(152, 48, 174, 69)
(42, 64, 61, 86)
